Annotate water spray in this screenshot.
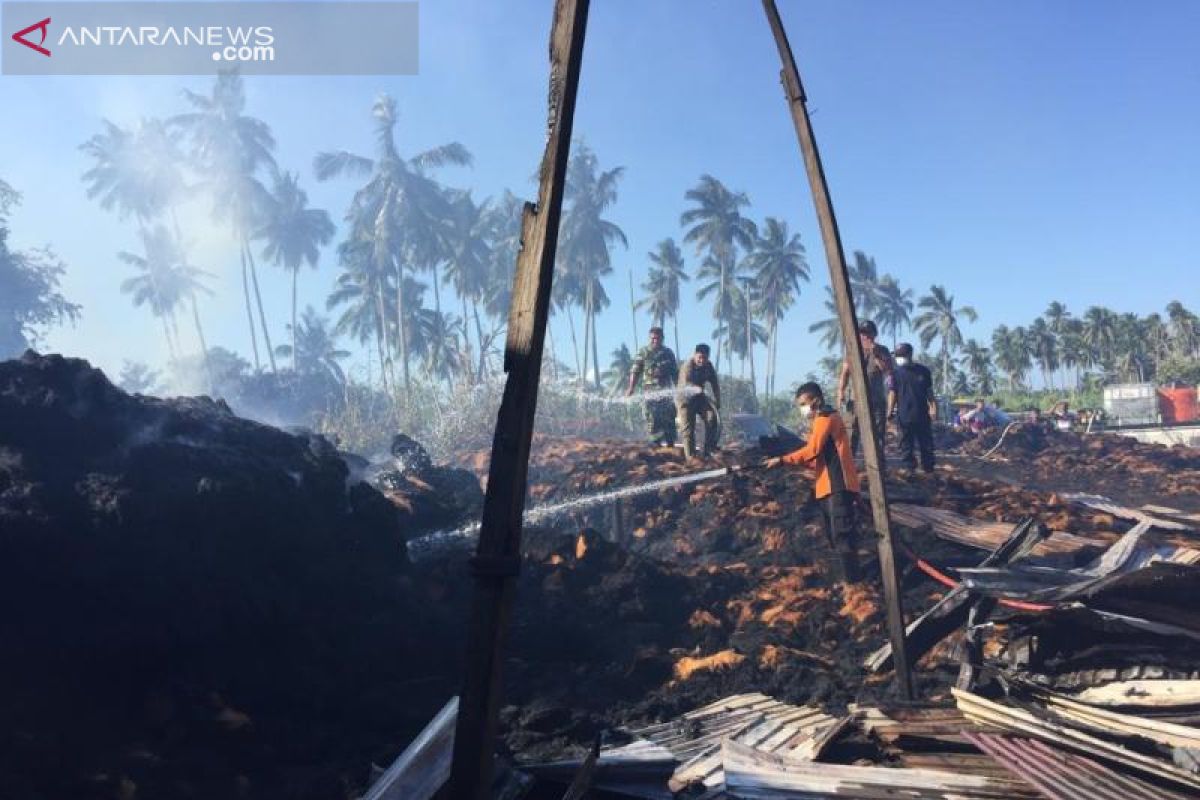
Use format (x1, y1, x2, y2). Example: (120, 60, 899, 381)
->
(548, 383, 704, 408)
(405, 461, 762, 562)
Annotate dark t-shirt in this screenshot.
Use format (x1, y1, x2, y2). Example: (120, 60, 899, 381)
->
(893, 362, 934, 424)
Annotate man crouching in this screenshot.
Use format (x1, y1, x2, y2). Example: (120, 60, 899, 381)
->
(764, 382, 862, 582)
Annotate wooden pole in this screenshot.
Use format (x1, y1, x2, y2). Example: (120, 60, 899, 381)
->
(760, 0, 913, 700)
(446, 1, 591, 796)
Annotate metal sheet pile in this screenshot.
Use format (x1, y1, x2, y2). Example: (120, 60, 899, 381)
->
(521, 685, 1200, 799)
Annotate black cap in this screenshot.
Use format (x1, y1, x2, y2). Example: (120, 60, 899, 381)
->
(695, 343, 710, 355)
(895, 342, 913, 358)
(649, 326, 664, 337)
(858, 320, 878, 338)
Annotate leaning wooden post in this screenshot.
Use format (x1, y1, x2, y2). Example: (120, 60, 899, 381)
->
(447, 1, 591, 797)
(760, 0, 913, 700)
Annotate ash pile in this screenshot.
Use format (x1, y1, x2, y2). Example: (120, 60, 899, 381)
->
(0, 352, 479, 799)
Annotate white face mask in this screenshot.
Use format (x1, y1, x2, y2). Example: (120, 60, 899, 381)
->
(798, 403, 814, 418)
(895, 357, 909, 366)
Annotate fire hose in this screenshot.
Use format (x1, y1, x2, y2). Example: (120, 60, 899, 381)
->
(897, 541, 1053, 612)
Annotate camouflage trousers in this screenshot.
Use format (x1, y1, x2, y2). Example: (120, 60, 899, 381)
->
(643, 397, 677, 446)
(678, 395, 720, 458)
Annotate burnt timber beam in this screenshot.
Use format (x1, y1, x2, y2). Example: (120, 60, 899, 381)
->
(446, 1, 591, 797)
(760, 0, 912, 699)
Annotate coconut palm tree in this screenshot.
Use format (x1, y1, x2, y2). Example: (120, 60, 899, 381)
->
(1081, 306, 1118, 371)
(875, 275, 913, 347)
(442, 191, 493, 381)
(681, 175, 756, 372)
(743, 217, 809, 407)
(723, 279, 768, 398)
(477, 191, 523, 377)
(314, 93, 471, 393)
(274, 306, 350, 384)
(81, 118, 207, 365)
(171, 71, 278, 373)
(604, 343, 634, 394)
(118, 226, 214, 370)
(419, 309, 465, 388)
(258, 170, 335, 372)
(1166, 301, 1199, 358)
(560, 144, 627, 390)
(1025, 317, 1059, 390)
(847, 251, 882, 320)
(808, 286, 843, 352)
(913, 285, 978, 395)
(327, 238, 394, 386)
(639, 238, 689, 354)
(959, 339, 995, 395)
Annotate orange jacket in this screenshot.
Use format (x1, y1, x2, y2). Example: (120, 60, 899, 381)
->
(781, 410, 860, 499)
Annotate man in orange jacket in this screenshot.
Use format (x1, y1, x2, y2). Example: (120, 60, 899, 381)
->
(764, 382, 862, 582)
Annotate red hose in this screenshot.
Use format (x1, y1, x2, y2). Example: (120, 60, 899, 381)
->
(900, 545, 1054, 613)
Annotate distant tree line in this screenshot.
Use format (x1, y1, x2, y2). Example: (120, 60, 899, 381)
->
(4, 70, 1199, 431)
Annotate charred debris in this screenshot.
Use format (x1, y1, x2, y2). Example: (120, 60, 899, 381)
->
(7, 350, 1200, 798)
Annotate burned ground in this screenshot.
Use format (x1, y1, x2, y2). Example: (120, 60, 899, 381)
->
(3, 352, 1198, 798)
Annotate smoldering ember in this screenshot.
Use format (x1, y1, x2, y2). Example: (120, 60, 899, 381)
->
(3, 2, 1200, 799)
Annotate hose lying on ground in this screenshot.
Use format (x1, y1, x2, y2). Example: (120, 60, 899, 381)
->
(896, 541, 1053, 613)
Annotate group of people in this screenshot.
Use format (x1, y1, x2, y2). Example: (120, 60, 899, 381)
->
(621, 320, 942, 584)
(624, 327, 722, 461)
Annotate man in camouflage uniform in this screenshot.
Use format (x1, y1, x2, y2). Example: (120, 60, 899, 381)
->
(677, 343, 721, 460)
(626, 327, 678, 446)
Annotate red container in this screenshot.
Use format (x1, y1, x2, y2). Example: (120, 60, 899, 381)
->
(1158, 387, 1199, 424)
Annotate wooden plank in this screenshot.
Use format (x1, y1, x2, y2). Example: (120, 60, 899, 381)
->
(891, 504, 1095, 556)
(1042, 693, 1200, 749)
(760, 0, 912, 701)
(447, 2, 591, 798)
(1073, 680, 1200, 709)
(1061, 492, 1194, 532)
(364, 697, 457, 800)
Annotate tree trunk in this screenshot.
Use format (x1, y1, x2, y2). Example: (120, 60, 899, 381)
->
(746, 298, 757, 412)
(373, 308, 389, 394)
(374, 278, 392, 392)
(628, 267, 639, 352)
(565, 306, 582, 382)
(161, 316, 177, 363)
(462, 295, 475, 383)
(590, 297, 601, 392)
(244, 241, 276, 374)
(472, 300, 487, 381)
(396, 259, 411, 394)
(240, 247, 261, 370)
(291, 269, 299, 372)
(942, 344, 950, 396)
(581, 286, 592, 389)
(547, 319, 561, 384)
(190, 293, 215, 394)
(672, 313, 680, 358)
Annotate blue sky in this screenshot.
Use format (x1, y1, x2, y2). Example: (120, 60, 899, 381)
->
(2, 0, 1197, 390)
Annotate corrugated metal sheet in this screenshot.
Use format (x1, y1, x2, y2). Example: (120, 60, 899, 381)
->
(1061, 492, 1194, 532)
(966, 731, 1195, 800)
(523, 693, 843, 799)
(890, 503, 1094, 556)
(627, 692, 843, 792)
